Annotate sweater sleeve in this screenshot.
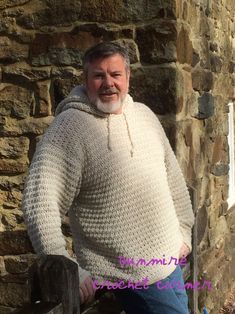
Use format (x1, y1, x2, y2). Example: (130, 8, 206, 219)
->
(21, 113, 90, 284)
(159, 122, 195, 251)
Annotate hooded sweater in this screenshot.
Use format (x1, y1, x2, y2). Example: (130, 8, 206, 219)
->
(22, 86, 194, 286)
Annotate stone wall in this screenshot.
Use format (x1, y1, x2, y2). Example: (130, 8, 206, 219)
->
(0, 0, 234, 313)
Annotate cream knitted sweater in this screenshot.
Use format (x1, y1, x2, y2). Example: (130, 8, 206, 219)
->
(22, 86, 194, 286)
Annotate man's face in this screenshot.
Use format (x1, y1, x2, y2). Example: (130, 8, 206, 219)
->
(85, 53, 130, 114)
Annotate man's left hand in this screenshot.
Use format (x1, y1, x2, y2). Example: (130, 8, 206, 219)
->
(179, 242, 190, 258)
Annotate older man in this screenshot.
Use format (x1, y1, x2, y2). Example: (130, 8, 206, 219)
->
(22, 42, 194, 314)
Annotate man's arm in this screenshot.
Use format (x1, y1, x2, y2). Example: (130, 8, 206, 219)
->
(21, 113, 90, 284)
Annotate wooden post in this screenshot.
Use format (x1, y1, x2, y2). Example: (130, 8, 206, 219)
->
(188, 185, 199, 314)
(14, 255, 80, 314)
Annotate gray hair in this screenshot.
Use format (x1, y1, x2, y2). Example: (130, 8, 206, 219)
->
(83, 42, 130, 74)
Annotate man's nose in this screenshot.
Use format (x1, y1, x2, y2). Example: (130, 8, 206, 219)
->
(103, 75, 114, 87)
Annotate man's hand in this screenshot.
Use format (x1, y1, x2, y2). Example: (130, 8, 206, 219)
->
(79, 276, 96, 305)
(179, 242, 190, 259)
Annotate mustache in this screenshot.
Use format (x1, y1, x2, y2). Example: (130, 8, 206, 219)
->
(99, 88, 119, 95)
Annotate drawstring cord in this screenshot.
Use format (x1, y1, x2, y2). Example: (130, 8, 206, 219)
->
(106, 113, 134, 158)
(123, 112, 134, 157)
(107, 115, 112, 152)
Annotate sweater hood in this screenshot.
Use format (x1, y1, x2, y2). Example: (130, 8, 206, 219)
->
(55, 85, 135, 157)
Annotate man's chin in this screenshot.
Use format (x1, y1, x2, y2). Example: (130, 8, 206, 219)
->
(96, 99, 123, 114)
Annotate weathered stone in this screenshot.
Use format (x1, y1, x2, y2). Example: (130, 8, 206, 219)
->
(0, 257, 6, 276)
(4, 254, 36, 274)
(50, 66, 81, 79)
(17, 0, 82, 29)
(113, 39, 139, 64)
(0, 37, 28, 63)
(0, 305, 16, 314)
(130, 65, 183, 115)
(192, 92, 214, 119)
(0, 175, 26, 192)
(79, 0, 177, 23)
(136, 20, 177, 64)
(210, 163, 229, 176)
(2, 63, 51, 83)
(0, 84, 33, 118)
(30, 31, 102, 67)
(211, 136, 223, 164)
(0, 282, 29, 307)
(197, 205, 208, 245)
(210, 53, 223, 73)
(0, 0, 30, 9)
(176, 25, 193, 64)
(219, 201, 228, 217)
(0, 189, 22, 210)
(0, 116, 53, 136)
(0, 230, 33, 255)
(228, 61, 235, 74)
(0, 17, 16, 34)
(1, 210, 25, 229)
(0, 159, 28, 175)
(34, 81, 52, 116)
(53, 76, 83, 110)
(209, 216, 230, 247)
(0, 137, 29, 159)
(213, 74, 234, 98)
(192, 69, 214, 91)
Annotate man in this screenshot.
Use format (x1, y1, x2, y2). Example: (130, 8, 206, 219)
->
(22, 42, 194, 314)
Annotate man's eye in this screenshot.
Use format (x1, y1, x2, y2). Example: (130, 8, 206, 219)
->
(94, 74, 104, 78)
(113, 73, 121, 77)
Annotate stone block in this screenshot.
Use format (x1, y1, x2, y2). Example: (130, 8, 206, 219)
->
(0, 0, 30, 9)
(4, 254, 36, 274)
(176, 25, 193, 64)
(30, 31, 102, 67)
(3, 63, 51, 83)
(211, 136, 223, 164)
(34, 81, 52, 116)
(196, 92, 214, 119)
(17, 0, 82, 29)
(0, 282, 29, 307)
(0, 175, 26, 192)
(0, 159, 28, 175)
(0, 116, 53, 136)
(0, 305, 16, 313)
(192, 69, 213, 91)
(79, 0, 176, 23)
(113, 39, 139, 64)
(0, 189, 22, 210)
(0, 137, 29, 159)
(0, 230, 33, 255)
(1, 211, 25, 229)
(130, 65, 183, 115)
(53, 76, 83, 110)
(136, 20, 177, 64)
(0, 84, 33, 119)
(0, 37, 28, 63)
(210, 53, 223, 73)
(210, 163, 229, 176)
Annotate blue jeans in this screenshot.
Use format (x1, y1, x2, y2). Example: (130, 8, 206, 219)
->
(114, 266, 189, 314)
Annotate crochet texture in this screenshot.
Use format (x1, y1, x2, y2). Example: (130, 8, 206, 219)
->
(22, 87, 194, 285)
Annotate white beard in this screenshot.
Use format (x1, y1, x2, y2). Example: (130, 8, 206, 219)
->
(96, 97, 125, 114)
